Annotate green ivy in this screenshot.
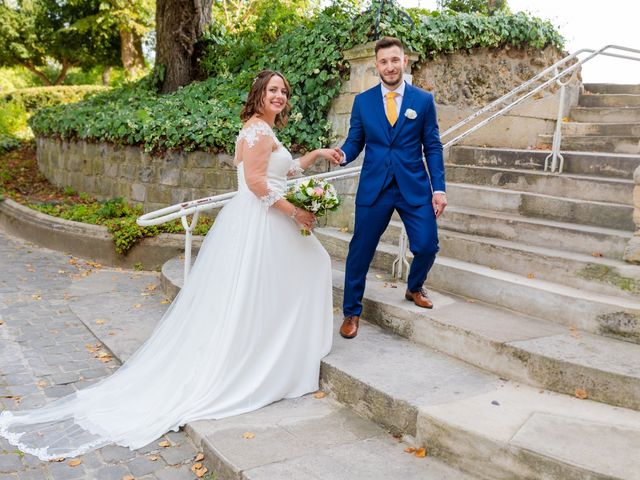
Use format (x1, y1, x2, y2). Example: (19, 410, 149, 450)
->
(29, 1, 564, 154)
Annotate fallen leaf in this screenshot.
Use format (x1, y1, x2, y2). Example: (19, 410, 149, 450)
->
(122, 475, 135, 480)
(148, 455, 159, 461)
(160, 299, 170, 304)
(466, 299, 476, 303)
(415, 447, 427, 458)
(195, 466, 208, 478)
(191, 463, 203, 472)
(95, 319, 106, 325)
(133, 304, 142, 309)
(314, 391, 326, 399)
(575, 388, 588, 399)
(146, 284, 157, 291)
(31, 294, 42, 300)
(58, 270, 66, 274)
(68, 258, 77, 265)
(68, 459, 82, 467)
(49, 457, 65, 462)
(591, 252, 603, 257)
(375, 274, 383, 279)
(158, 440, 171, 448)
(36, 380, 47, 388)
(108, 331, 117, 336)
(526, 273, 535, 279)
(194, 453, 205, 462)
(339, 227, 349, 233)
(0, 320, 4, 325)
(404, 447, 416, 453)
(242, 432, 255, 439)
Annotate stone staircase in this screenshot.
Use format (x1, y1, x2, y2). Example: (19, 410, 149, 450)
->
(539, 83, 640, 154)
(160, 83, 640, 479)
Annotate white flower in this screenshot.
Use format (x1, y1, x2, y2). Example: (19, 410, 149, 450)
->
(311, 200, 321, 212)
(306, 187, 315, 196)
(405, 109, 417, 120)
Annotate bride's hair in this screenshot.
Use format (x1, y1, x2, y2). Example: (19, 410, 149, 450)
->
(240, 70, 292, 128)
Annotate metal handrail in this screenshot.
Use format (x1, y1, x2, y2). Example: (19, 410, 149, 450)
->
(138, 44, 640, 282)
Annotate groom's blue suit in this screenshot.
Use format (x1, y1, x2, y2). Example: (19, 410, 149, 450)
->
(340, 81, 445, 317)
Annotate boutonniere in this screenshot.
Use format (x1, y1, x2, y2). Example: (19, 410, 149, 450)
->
(405, 109, 417, 120)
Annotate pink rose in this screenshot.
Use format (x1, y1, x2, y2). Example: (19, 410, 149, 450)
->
(314, 187, 324, 196)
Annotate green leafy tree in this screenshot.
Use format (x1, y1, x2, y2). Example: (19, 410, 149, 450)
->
(68, 0, 155, 80)
(438, 0, 509, 15)
(0, 0, 121, 86)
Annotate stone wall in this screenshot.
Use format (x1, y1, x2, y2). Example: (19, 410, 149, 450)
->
(413, 45, 566, 108)
(36, 138, 238, 213)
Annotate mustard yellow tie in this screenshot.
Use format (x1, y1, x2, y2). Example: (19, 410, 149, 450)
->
(385, 92, 398, 126)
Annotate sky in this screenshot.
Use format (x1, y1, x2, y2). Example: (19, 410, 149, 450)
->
(398, 0, 640, 84)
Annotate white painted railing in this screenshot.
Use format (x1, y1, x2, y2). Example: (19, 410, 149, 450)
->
(138, 44, 640, 283)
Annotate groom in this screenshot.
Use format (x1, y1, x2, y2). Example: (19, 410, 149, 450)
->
(336, 36, 447, 339)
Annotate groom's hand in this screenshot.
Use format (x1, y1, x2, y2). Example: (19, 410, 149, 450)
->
(333, 147, 346, 166)
(432, 192, 447, 219)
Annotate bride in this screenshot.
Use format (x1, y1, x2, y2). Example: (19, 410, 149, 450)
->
(0, 69, 340, 461)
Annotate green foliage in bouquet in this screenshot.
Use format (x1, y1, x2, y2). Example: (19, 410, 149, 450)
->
(285, 177, 341, 235)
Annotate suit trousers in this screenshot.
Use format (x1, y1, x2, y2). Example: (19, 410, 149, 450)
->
(343, 175, 439, 317)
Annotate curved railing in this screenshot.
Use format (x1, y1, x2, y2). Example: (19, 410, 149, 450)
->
(138, 44, 640, 282)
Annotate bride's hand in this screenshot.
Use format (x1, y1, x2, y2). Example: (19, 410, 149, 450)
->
(294, 209, 316, 230)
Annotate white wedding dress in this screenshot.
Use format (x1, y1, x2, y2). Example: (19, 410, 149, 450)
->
(0, 120, 334, 460)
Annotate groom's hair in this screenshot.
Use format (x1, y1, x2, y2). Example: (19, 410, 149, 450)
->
(375, 37, 404, 55)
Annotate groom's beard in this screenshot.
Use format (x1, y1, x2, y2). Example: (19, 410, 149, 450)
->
(380, 72, 402, 88)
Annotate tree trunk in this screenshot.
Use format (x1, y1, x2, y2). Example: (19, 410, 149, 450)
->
(120, 27, 146, 79)
(22, 62, 53, 86)
(155, 0, 213, 94)
(53, 61, 72, 86)
(102, 66, 112, 86)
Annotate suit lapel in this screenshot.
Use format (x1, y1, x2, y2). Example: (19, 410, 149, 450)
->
(389, 83, 415, 145)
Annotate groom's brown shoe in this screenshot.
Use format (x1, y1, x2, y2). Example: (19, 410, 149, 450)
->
(405, 288, 434, 309)
(340, 315, 360, 339)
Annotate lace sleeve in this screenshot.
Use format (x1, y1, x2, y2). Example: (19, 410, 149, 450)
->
(287, 158, 304, 177)
(237, 121, 282, 208)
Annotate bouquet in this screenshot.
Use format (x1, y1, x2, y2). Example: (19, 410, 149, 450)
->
(284, 177, 341, 236)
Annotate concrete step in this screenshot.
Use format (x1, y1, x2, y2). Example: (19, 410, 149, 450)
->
(316, 227, 640, 342)
(439, 205, 632, 259)
(585, 83, 640, 95)
(160, 256, 640, 478)
(438, 229, 640, 300)
(538, 134, 640, 154)
(446, 182, 634, 230)
(561, 121, 640, 136)
(366, 224, 640, 300)
(445, 164, 633, 204)
(330, 267, 640, 411)
(185, 394, 476, 480)
(570, 106, 640, 123)
(322, 311, 640, 480)
(448, 145, 640, 179)
(579, 93, 640, 107)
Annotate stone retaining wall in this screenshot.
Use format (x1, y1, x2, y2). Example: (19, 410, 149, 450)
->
(36, 138, 238, 213)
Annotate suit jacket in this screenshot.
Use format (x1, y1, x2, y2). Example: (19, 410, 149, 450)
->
(340, 82, 445, 207)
